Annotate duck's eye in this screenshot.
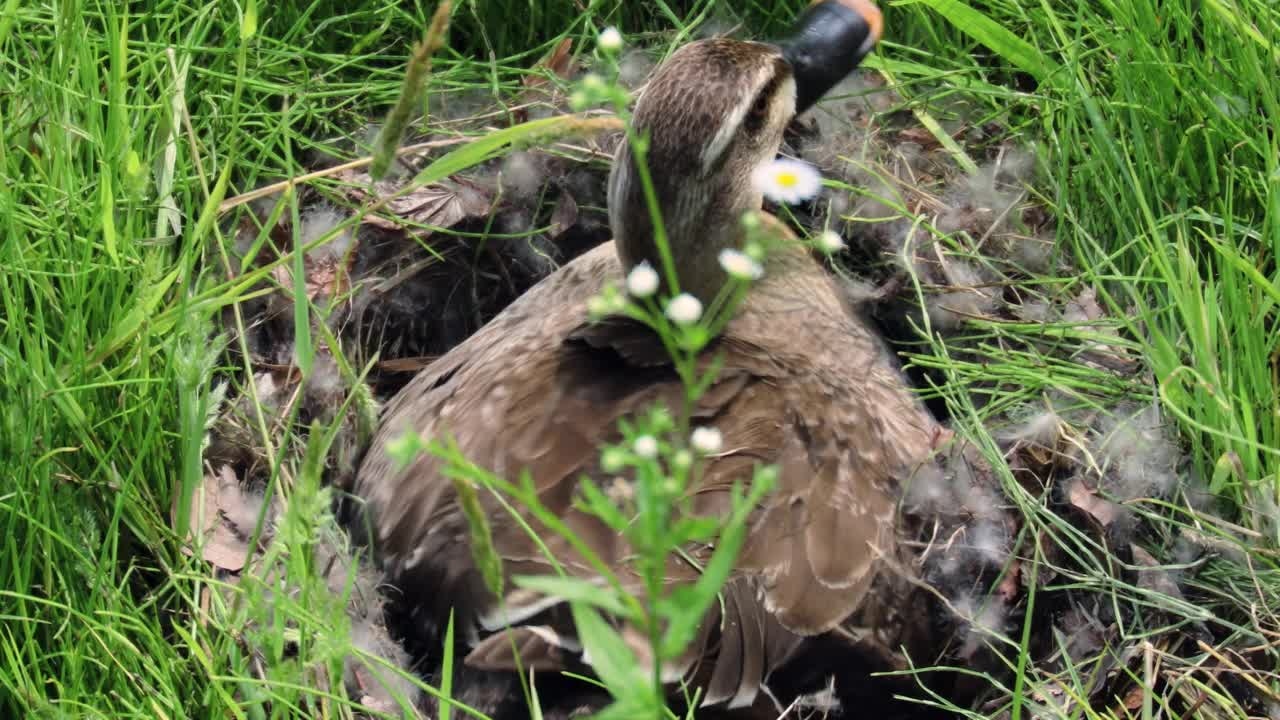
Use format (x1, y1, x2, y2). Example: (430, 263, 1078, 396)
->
(743, 92, 771, 134)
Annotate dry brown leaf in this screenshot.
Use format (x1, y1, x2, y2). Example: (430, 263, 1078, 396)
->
(1064, 288, 1141, 374)
(1119, 682, 1146, 711)
(338, 175, 493, 238)
(1131, 544, 1184, 600)
(996, 558, 1022, 602)
(897, 126, 942, 149)
(1067, 476, 1116, 527)
(173, 464, 223, 556)
(523, 37, 575, 89)
(275, 257, 349, 301)
(549, 189, 579, 239)
(513, 38, 576, 124)
(205, 469, 259, 572)
(175, 464, 265, 573)
(358, 693, 398, 716)
(270, 249, 355, 302)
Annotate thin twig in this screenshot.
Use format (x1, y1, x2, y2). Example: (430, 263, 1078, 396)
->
(216, 137, 469, 214)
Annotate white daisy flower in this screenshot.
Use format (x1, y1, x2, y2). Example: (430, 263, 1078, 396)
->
(598, 27, 623, 52)
(718, 248, 764, 280)
(665, 293, 703, 325)
(751, 158, 822, 205)
(633, 434, 659, 459)
(690, 426, 723, 455)
(817, 229, 845, 253)
(626, 261, 659, 298)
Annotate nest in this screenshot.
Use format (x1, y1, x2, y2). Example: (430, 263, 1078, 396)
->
(188, 46, 1277, 720)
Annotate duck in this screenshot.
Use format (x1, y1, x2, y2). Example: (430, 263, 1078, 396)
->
(353, 0, 942, 711)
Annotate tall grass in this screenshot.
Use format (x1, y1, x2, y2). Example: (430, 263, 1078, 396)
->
(890, 0, 1280, 520)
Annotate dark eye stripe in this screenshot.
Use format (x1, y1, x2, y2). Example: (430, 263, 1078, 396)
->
(743, 72, 783, 134)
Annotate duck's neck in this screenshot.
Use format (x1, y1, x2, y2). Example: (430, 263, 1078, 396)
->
(608, 158, 762, 305)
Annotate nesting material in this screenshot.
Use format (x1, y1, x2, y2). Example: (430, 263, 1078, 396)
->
(1089, 404, 1181, 502)
(177, 459, 422, 717)
(616, 48, 656, 90)
(194, 36, 1260, 720)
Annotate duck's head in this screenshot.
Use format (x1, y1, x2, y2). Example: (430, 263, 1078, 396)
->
(608, 0, 882, 303)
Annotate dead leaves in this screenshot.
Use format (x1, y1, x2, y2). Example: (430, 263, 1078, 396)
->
(1131, 544, 1185, 601)
(514, 38, 577, 124)
(1061, 287, 1141, 374)
(272, 248, 355, 302)
(1067, 476, 1118, 528)
(548, 188, 579, 240)
(523, 37, 576, 92)
(337, 174, 493, 237)
(175, 464, 270, 573)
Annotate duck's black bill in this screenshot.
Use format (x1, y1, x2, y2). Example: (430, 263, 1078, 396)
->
(778, 0, 883, 114)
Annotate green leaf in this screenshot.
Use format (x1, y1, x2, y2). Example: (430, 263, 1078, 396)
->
(1210, 451, 1244, 494)
(569, 603, 658, 710)
(669, 515, 720, 544)
(410, 115, 619, 187)
(914, 0, 1062, 84)
(92, 265, 182, 363)
(290, 194, 313, 379)
(513, 576, 632, 619)
(240, 0, 257, 40)
(0, 0, 20, 49)
(440, 610, 455, 720)
(575, 477, 630, 532)
(99, 166, 117, 262)
(588, 699, 657, 720)
(661, 475, 774, 657)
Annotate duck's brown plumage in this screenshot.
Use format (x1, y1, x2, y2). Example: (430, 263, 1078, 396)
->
(355, 31, 941, 708)
(356, 246, 939, 701)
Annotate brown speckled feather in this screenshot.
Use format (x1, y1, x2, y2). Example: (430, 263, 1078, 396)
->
(355, 239, 940, 706)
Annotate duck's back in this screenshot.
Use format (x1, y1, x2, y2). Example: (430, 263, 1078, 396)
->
(353, 239, 940, 705)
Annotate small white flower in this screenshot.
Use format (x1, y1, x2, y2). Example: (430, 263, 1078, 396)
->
(598, 27, 623, 52)
(581, 73, 606, 92)
(665, 293, 703, 325)
(752, 158, 822, 205)
(718, 248, 763, 280)
(633, 435, 659, 459)
(626, 261, 659, 298)
(690, 427, 723, 455)
(817, 230, 845, 253)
